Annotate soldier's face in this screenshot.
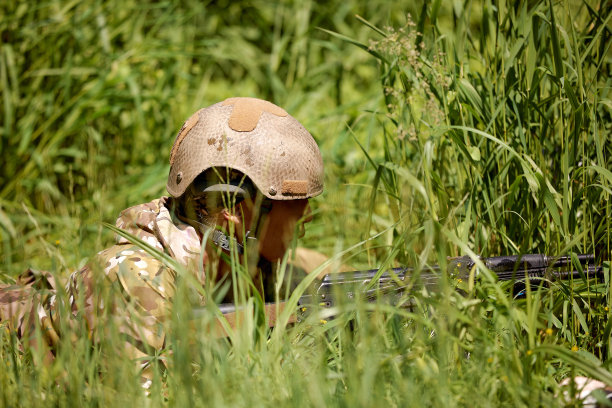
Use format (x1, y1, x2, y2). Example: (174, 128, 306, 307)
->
(257, 199, 312, 261)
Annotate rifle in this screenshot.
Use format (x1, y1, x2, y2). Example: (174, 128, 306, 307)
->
(207, 254, 604, 336)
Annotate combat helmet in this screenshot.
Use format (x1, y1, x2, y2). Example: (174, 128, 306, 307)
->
(167, 97, 324, 201)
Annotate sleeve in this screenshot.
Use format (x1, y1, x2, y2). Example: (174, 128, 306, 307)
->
(72, 244, 176, 359)
(0, 269, 59, 359)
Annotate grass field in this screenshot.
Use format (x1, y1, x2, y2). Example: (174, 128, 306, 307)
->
(1, 0, 611, 406)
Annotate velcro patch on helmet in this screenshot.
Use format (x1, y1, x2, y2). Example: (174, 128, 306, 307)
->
(281, 180, 308, 196)
(222, 97, 287, 132)
(170, 110, 201, 165)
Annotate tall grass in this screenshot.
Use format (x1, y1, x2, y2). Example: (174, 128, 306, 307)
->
(0, 0, 400, 273)
(1, 0, 611, 406)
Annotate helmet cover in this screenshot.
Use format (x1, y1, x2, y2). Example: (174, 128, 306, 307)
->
(167, 97, 324, 200)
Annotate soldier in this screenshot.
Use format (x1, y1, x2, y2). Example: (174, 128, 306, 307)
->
(0, 97, 325, 367)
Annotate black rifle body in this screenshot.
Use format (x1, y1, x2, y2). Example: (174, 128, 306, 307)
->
(212, 254, 603, 328)
(302, 254, 602, 311)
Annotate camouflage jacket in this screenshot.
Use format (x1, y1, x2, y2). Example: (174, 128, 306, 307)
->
(1, 197, 341, 369)
(0, 197, 204, 362)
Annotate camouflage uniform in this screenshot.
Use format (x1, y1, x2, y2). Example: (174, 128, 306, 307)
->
(0, 195, 343, 362)
(0, 197, 204, 362)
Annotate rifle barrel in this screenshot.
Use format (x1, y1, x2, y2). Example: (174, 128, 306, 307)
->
(315, 254, 602, 298)
(483, 254, 595, 272)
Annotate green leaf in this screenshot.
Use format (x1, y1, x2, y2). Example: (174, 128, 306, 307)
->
(468, 146, 481, 161)
(534, 344, 612, 386)
(543, 189, 561, 232)
(457, 79, 484, 118)
(548, 0, 564, 79)
(587, 165, 612, 185)
(355, 15, 387, 37)
(571, 299, 589, 334)
(380, 162, 428, 206)
(317, 27, 388, 63)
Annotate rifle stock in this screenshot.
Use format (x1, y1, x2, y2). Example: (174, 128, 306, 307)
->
(209, 254, 604, 333)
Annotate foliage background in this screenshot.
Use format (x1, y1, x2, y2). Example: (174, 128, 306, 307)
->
(1, 0, 611, 406)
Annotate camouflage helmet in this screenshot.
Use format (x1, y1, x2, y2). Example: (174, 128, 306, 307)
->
(167, 97, 324, 200)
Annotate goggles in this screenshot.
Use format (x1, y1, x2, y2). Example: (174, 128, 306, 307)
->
(188, 169, 273, 215)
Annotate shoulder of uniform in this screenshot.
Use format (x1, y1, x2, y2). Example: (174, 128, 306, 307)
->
(114, 198, 168, 232)
(117, 198, 164, 219)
